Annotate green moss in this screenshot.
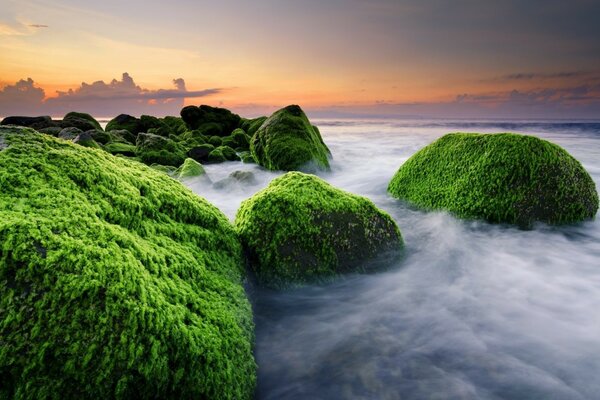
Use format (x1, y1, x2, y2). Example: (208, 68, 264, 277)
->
(176, 158, 206, 180)
(388, 132, 599, 226)
(135, 133, 186, 167)
(235, 172, 403, 289)
(240, 116, 267, 136)
(250, 105, 331, 172)
(180, 105, 241, 135)
(73, 132, 100, 149)
(0, 126, 256, 399)
(207, 146, 240, 163)
(149, 164, 178, 175)
(106, 114, 142, 135)
(162, 116, 187, 135)
(63, 112, 102, 131)
(104, 142, 137, 157)
(239, 151, 256, 164)
(208, 136, 223, 147)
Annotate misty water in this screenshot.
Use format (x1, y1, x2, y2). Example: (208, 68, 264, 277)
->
(184, 120, 600, 400)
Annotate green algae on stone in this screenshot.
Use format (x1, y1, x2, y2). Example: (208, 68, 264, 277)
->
(388, 132, 599, 226)
(62, 112, 103, 131)
(240, 116, 267, 136)
(0, 126, 256, 399)
(135, 132, 186, 167)
(208, 146, 240, 163)
(104, 141, 137, 157)
(250, 105, 331, 172)
(235, 172, 403, 289)
(175, 157, 206, 180)
(106, 114, 143, 135)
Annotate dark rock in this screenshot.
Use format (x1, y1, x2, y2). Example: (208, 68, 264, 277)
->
(180, 105, 241, 135)
(187, 144, 215, 163)
(0, 116, 57, 130)
(58, 127, 83, 140)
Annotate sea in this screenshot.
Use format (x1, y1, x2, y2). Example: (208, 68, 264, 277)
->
(139, 119, 600, 399)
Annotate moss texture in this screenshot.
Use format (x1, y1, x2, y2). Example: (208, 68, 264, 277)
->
(235, 172, 403, 289)
(135, 133, 186, 167)
(176, 158, 206, 180)
(250, 105, 331, 172)
(105, 114, 142, 135)
(180, 105, 241, 135)
(208, 146, 240, 163)
(0, 126, 256, 399)
(62, 112, 103, 132)
(388, 132, 599, 226)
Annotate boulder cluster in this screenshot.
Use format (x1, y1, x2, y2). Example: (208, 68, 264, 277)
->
(0, 105, 598, 399)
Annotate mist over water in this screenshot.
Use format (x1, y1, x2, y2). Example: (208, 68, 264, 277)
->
(185, 120, 600, 400)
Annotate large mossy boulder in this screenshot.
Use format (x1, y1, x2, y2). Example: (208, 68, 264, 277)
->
(135, 132, 186, 167)
(0, 126, 256, 399)
(62, 112, 102, 131)
(180, 105, 241, 135)
(388, 133, 599, 226)
(105, 114, 143, 135)
(250, 105, 331, 172)
(240, 116, 267, 136)
(235, 172, 403, 288)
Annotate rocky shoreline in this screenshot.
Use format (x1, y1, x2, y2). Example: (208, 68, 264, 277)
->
(0, 105, 598, 398)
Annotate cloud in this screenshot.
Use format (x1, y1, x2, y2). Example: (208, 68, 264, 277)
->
(0, 73, 222, 118)
(28, 24, 49, 28)
(0, 78, 46, 115)
(308, 84, 600, 119)
(503, 71, 589, 81)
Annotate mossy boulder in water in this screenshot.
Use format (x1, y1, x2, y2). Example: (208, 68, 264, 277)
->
(0, 126, 256, 399)
(235, 172, 403, 288)
(240, 116, 267, 136)
(387, 133, 599, 225)
(250, 105, 331, 172)
(175, 157, 206, 180)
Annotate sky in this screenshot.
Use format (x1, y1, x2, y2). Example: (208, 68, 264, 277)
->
(1, 0, 600, 119)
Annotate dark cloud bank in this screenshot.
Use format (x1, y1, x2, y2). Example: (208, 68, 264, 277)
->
(0, 73, 221, 118)
(2, 72, 600, 119)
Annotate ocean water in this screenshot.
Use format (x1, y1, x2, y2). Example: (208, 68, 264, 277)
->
(184, 120, 600, 400)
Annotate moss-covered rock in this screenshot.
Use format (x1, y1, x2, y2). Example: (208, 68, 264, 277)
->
(235, 172, 403, 288)
(62, 112, 102, 131)
(0, 116, 56, 130)
(240, 116, 267, 136)
(104, 142, 137, 157)
(38, 126, 62, 136)
(214, 171, 257, 189)
(58, 127, 83, 140)
(250, 105, 331, 172)
(105, 114, 143, 135)
(388, 132, 599, 225)
(135, 132, 186, 167)
(208, 146, 240, 163)
(180, 105, 241, 135)
(239, 151, 256, 164)
(72, 132, 100, 149)
(187, 144, 215, 163)
(229, 128, 251, 150)
(208, 135, 223, 147)
(0, 126, 256, 399)
(175, 158, 206, 180)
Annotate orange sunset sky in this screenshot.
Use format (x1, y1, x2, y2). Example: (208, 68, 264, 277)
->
(1, 0, 600, 118)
